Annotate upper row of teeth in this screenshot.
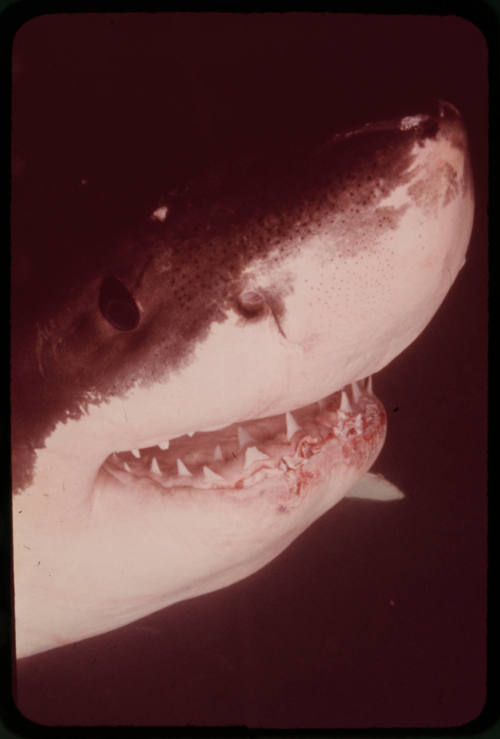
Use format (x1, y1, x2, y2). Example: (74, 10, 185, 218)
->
(120, 379, 372, 483)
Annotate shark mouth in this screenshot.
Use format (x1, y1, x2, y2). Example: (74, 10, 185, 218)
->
(100, 378, 386, 504)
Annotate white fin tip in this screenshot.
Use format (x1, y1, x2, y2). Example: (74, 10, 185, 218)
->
(344, 472, 404, 501)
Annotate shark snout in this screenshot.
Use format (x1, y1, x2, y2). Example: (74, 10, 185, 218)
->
(201, 100, 475, 426)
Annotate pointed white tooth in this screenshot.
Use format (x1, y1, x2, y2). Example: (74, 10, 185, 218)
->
(351, 381, 361, 403)
(238, 426, 255, 449)
(203, 465, 225, 483)
(150, 456, 161, 475)
(176, 458, 192, 477)
(339, 390, 353, 413)
(158, 441, 170, 450)
(213, 444, 224, 461)
(124, 462, 132, 473)
(187, 431, 195, 438)
(244, 446, 270, 469)
(366, 375, 373, 394)
(285, 411, 301, 441)
(131, 449, 141, 458)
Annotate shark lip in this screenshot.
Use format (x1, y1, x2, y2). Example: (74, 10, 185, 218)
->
(100, 377, 386, 500)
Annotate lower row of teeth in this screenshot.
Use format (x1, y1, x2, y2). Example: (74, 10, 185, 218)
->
(104, 378, 375, 489)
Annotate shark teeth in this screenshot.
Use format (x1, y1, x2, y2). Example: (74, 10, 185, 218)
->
(176, 458, 192, 477)
(244, 446, 270, 469)
(150, 456, 161, 475)
(339, 390, 353, 413)
(285, 411, 301, 441)
(114, 379, 377, 483)
(203, 465, 225, 483)
(238, 426, 256, 450)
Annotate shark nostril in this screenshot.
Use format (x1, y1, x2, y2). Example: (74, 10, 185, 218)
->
(235, 290, 267, 318)
(98, 277, 140, 331)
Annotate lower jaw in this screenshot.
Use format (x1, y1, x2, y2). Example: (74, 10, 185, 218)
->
(99, 379, 387, 506)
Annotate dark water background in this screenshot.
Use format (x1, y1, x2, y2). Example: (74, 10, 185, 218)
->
(11, 12, 487, 729)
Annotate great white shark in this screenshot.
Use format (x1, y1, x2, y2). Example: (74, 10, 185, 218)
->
(11, 100, 474, 658)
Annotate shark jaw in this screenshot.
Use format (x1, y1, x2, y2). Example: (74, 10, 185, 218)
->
(100, 378, 385, 508)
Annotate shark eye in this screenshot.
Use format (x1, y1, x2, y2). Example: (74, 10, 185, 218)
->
(98, 277, 140, 331)
(235, 290, 266, 318)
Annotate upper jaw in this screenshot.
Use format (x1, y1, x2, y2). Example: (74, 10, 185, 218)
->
(98, 377, 384, 509)
(105, 378, 374, 475)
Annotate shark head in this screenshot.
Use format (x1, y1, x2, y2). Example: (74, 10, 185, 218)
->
(12, 100, 474, 657)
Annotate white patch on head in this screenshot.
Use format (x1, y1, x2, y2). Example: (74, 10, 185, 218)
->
(399, 114, 429, 131)
(151, 205, 169, 222)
